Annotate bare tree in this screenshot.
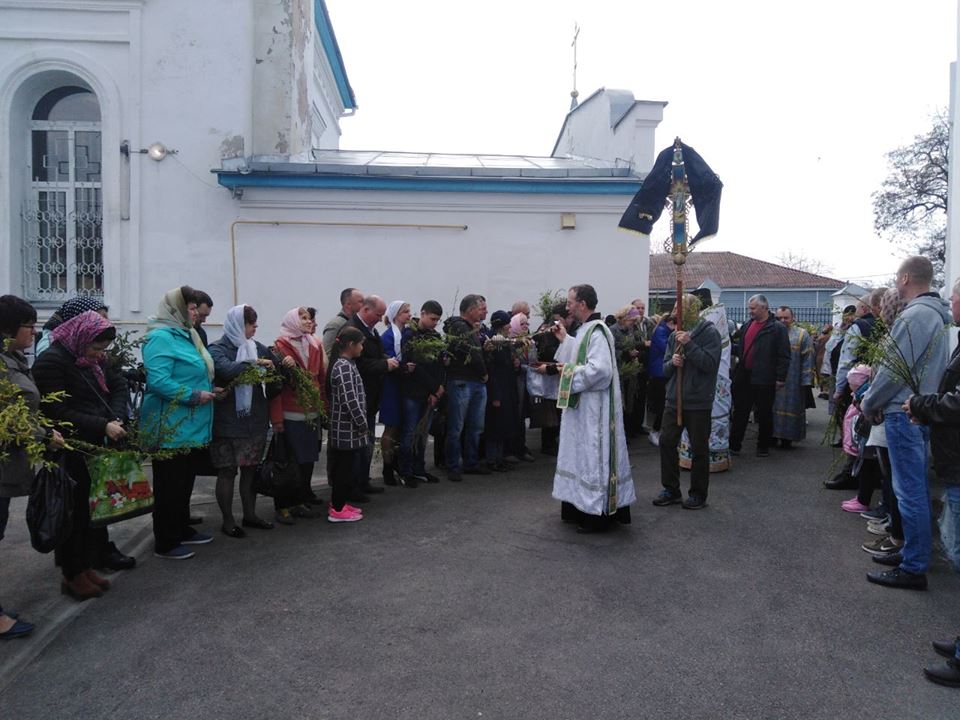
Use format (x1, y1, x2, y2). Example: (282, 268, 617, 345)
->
(872, 110, 948, 285)
(775, 250, 832, 277)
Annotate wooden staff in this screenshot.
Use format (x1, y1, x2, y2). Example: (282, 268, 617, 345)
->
(670, 137, 690, 426)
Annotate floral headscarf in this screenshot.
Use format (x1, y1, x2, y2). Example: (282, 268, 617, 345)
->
(51, 310, 113, 392)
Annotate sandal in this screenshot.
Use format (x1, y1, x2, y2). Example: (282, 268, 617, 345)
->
(241, 517, 275, 530)
(221, 525, 247, 539)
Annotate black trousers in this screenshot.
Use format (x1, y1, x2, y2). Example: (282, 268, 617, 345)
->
(56, 452, 108, 579)
(731, 375, 776, 451)
(152, 449, 202, 553)
(660, 407, 712, 497)
(328, 447, 359, 511)
(646, 377, 667, 432)
(635, 372, 649, 430)
(876, 446, 904, 540)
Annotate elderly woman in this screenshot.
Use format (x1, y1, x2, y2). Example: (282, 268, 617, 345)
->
(270, 307, 326, 523)
(0, 295, 65, 636)
(33, 310, 128, 601)
(506, 312, 534, 463)
(34, 295, 109, 357)
(610, 305, 642, 437)
(142, 287, 218, 560)
(209, 305, 279, 537)
(380, 301, 414, 487)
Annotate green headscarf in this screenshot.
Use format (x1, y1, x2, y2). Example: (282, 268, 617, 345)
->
(146, 287, 215, 381)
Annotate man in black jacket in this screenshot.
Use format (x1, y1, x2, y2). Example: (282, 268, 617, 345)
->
(730, 294, 790, 457)
(905, 277, 960, 687)
(653, 295, 722, 509)
(398, 301, 445, 485)
(350, 295, 400, 495)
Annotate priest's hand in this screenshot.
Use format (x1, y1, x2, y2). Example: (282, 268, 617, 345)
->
(671, 353, 684, 368)
(550, 322, 567, 343)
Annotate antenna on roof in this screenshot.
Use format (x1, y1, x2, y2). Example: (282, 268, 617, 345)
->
(570, 22, 580, 110)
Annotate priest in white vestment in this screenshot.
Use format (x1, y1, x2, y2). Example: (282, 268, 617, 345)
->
(551, 284, 636, 532)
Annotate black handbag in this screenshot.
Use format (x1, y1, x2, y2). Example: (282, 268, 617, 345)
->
(25, 457, 77, 553)
(254, 433, 302, 498)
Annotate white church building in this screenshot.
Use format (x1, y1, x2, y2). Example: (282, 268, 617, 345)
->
(0, 0, 665, 329)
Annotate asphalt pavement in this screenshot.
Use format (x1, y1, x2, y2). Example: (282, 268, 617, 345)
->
(1, 409, 959, 720)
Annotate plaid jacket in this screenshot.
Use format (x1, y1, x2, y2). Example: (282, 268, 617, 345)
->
(329, 358, 369, 450)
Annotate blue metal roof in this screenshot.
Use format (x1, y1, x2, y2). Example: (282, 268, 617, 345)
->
(215, 150, 643, 195)
(315, 0, 357, 110)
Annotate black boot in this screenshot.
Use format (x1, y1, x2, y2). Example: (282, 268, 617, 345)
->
(383, 462, 398, 486)
(93, 542, 136, 571)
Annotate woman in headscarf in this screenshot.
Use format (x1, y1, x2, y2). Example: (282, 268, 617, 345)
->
(611, 305, 642, 438)
(506, 312, 534, 463)
(141, 286, 218, 560)
(270, 307, 327, 524)
(33, 310, 128, 600)
(208, 304, 280, 537)
(0, 295, 65, 636)
(35, 296, 108, 356)
(379, 301, 414, 487)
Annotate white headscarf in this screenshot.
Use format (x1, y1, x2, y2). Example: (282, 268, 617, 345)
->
(224, 304, 258, 416)
(386, 300, 406, 359)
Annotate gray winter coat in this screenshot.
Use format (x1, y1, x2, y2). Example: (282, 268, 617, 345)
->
(862, 293, 952, 417)
(0, 350, 46, 497)
(663, 320, 722, 411)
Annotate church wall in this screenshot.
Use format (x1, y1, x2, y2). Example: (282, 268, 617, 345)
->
(221, 187, 650, 334)
(0, 0, 350, 327)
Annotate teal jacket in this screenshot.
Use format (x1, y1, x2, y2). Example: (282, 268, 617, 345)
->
(141, 327, 213, 448)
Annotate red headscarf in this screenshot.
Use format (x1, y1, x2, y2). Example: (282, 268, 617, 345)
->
(51, 310, 113, 392)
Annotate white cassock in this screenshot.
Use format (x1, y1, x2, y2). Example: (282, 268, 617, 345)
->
(552, 320, 636, 516)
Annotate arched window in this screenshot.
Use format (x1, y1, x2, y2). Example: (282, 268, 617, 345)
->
(25, 85, 103, 300)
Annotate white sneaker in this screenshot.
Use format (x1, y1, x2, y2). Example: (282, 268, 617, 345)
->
(648, 431, 660, 447)
(866, 519, 891, 536)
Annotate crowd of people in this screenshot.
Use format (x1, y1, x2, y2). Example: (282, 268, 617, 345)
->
(2, 261, 960, 689)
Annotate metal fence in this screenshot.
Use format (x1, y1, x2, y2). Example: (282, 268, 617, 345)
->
(725, 305, 834, 327)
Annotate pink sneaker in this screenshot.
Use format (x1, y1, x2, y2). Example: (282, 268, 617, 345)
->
(343, 503, 363, 515)
(841, 499, 870, 513)
(327, 506, 362, 523)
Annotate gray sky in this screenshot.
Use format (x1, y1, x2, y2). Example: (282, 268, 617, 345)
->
(327, 0, 956, 285)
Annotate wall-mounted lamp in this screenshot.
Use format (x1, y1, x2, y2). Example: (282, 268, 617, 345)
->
(120, 141, 179, 161)
(560, 212, 576, 230)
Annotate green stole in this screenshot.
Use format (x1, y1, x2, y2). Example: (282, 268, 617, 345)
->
(556, 322, 619, 515)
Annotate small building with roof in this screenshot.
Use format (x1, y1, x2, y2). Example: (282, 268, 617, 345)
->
(648, 251, 846, 325)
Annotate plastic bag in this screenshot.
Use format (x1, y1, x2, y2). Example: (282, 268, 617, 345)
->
(87, 450, 154, 527)
(25, 458, 77, 553)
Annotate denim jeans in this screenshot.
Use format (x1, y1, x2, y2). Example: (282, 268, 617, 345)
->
(940, 483, 960, 574)
(885, 411, 931, 574)
(445, 380, 486, 473)
(399, 396, 433, 477)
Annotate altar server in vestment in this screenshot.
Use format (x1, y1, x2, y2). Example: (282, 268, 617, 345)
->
(552, 284, 636, 533)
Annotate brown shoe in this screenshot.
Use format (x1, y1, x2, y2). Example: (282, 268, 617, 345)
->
(84, 569, 111, 591)
(61, 573, 104, 601)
